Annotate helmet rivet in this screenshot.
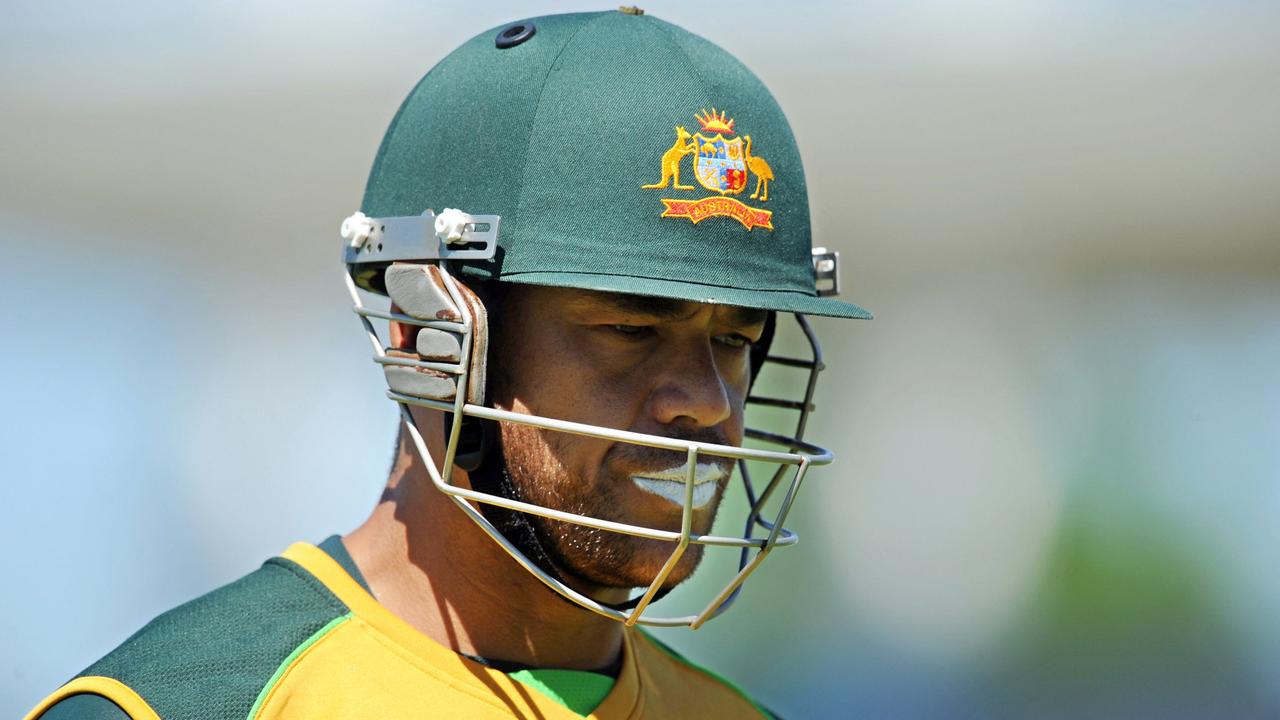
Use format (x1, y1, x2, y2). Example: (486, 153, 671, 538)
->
(494, 22, 536, 49)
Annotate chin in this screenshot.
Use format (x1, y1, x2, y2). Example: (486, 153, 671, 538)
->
(556, 533, 709, 591)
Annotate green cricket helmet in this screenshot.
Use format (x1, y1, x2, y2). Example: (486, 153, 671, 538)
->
(341, 9, 870, 628)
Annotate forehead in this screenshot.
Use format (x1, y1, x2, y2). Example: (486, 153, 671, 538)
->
(554, 287, 768, 326)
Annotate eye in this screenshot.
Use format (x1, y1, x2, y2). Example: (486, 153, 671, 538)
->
(609, 324, 650, 337)
(714, 333, 753, 349)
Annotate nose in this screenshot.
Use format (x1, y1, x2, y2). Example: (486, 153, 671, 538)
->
(648, 339, 735, 430)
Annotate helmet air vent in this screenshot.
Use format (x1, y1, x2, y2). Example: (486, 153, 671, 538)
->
(495, 22, 536, 49)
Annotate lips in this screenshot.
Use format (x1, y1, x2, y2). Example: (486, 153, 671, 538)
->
(630, 463, 726, 509)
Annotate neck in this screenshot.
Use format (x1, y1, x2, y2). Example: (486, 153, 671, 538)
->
(344, 416, 625, 672)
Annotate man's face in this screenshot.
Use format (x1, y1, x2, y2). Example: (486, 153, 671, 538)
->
(489, 284, 767, 592)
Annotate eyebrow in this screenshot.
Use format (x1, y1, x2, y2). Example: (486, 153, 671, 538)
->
(574, 290, 768, 327)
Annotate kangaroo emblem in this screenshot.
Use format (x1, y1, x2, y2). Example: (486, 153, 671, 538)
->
(641, 126, 697, 190)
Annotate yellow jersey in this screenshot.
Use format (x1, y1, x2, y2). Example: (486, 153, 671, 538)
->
(27, 538, 775, 719)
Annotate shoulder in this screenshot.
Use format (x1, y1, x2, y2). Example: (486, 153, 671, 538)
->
(28, 554, 350, 720)
(630, 630, 783, 719)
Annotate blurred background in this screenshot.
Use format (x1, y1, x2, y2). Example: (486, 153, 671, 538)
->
(3, 1, 1278, 717)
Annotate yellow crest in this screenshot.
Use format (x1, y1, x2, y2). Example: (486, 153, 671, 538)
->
(640, 108, 775, 231)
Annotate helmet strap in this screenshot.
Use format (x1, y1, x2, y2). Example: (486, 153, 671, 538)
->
(445, 413, 490, 473)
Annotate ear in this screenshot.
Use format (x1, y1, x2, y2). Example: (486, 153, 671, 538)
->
(388, 302, 415, 349)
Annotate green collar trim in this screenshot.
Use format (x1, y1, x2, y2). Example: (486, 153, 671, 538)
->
(507, 668, 615, 717)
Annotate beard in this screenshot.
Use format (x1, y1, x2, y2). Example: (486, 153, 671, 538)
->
(475, 418, 734, 593)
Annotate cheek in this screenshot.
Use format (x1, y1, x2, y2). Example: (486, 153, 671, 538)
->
(508, 335, 650, 427)
(501, 421, 619, 515)
(493, 344, 633, 499)
(504, 371, 643, 432)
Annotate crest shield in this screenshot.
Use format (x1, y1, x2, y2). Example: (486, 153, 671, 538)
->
(693, 133, 747, 195)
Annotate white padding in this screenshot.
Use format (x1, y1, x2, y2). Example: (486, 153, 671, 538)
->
(384, 364, 457, 401)
(416, 328, 462, 362)
(385, 263, 461, 322)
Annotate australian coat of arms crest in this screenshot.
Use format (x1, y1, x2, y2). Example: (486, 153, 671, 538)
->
(641, 108, 774, 231)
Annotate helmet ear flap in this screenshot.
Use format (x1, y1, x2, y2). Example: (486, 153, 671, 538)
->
(382, 262, 488, 406)
(381, 262, 493, 471)
(442, 274, 492, 471)
(748, 311, 777, 388)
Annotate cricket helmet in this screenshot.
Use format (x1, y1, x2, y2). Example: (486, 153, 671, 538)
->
(340, 9, 870, 628)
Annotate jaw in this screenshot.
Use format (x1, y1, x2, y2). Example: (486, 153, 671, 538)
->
(532, 515, 712, 593)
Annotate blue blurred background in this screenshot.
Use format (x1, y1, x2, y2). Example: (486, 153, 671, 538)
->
(3, 2, 1278, 717)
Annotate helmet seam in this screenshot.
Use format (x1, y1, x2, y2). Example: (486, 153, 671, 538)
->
(510, 12, 611, 239)
(648, 18, 713, 104)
